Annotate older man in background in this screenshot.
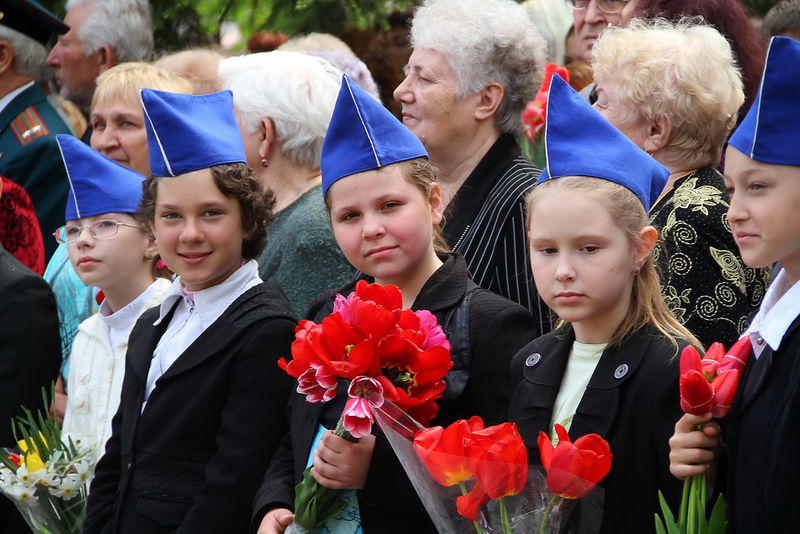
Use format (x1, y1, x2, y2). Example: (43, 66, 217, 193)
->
(47, 0, 152, 124)
(0, 0, 73, 261)
(394, 0, 549, 333)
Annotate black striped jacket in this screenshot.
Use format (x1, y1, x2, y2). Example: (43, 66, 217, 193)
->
(443, 133, 549, 336)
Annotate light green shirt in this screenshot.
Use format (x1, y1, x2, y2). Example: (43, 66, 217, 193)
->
(550, 340, 606, 442)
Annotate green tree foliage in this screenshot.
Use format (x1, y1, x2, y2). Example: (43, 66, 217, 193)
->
(743, 0, 782, 17)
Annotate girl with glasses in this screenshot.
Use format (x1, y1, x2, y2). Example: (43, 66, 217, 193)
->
(57, 134, 172, 463)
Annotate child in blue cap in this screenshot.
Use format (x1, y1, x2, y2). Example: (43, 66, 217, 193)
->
(55, 134, 171, 463)
(508, 75, 702, 533)
(254, 76, 538, 533)
(83, 89, 297, 534)
(669, 36, 800, 532)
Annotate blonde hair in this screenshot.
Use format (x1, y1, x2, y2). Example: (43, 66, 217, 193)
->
(526, 176, 702, 350)
(154, 49, 225, 95)
(91, 62, 193, 111)
(396, 158, 451, 255)
(592, 18, 744, 169)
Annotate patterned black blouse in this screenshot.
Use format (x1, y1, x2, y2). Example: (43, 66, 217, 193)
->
(650, 166, 771, 348)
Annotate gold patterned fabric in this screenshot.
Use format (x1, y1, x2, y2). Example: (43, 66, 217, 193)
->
(650, 167, 771, 347)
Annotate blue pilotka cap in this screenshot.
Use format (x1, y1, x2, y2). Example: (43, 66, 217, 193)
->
(537, 75, 669, 211)
(321, 74, 428, 197)
(140, 88, 246, 177)
(56, 134, 145, 221)
(728, 36, 800, 167)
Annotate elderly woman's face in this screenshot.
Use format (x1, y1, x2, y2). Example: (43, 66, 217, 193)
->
(393, 47, 478, 156)
(90, 97, 150, 176)
(593, 79, 649, 150)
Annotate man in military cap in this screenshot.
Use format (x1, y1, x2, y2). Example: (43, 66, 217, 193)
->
(0, 0, 73, 261)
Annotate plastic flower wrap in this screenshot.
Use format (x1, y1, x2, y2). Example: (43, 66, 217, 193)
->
(0, 389, 95, 534)
(372, 409, 610, 534)
(278, 281, 453, 532)
(656, 337, 752, 534)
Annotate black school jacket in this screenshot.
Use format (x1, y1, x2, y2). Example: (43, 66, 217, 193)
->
(252, 253, 538, 532)
(84, 282, 296, 534)
(725, 315, 800, 532)
(508, 324, 685, 534)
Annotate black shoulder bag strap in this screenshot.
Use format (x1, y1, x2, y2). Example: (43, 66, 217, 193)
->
(441, 280, 481, 400)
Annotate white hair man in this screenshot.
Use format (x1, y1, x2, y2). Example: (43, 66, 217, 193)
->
(46, 0, 152, 117)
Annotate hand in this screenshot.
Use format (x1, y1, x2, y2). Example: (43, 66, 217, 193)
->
(257, 508, 293, 534)
(51, 375, 67, 425)
(669, 412, 721, 480)
(311, 431, 376, 490)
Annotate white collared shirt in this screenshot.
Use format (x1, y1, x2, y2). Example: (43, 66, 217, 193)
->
(744, 269, 800, 359)
(142, 261, 261, 410)
(0, 81, 34, 114)
(99, 280, 167, 349)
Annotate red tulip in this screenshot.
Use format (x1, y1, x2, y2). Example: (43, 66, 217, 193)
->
(467, 422, 529, 500)
(414, 416, 485, 487)
(680, 369, 715, 414)
(679, 340, 752, 417)
(711, 369, 741, 418)
(717, 336, 752, 374)
(679, 346, 715, 415)
(537, 424, 612, 499)
(457, 483, 490, 522)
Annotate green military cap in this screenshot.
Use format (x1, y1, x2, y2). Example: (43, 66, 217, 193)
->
(0, 0, 69, 45)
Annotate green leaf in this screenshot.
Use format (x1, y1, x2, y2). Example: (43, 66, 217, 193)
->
(708, 493, 728, 534)
(656, 491, 681, 534)
(292, 467, 347, 530)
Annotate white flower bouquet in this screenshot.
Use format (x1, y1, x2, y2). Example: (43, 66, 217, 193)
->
(0, 390, 94, 534)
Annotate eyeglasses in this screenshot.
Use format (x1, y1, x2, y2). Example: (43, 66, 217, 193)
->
(54, 219, 141, 244)
(567, 0, 629, 15)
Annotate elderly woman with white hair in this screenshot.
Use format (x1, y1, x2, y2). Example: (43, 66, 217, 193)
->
(592, 18, 771, 348)
(219, 51, 353, 315)
(394, 0, 549, 332)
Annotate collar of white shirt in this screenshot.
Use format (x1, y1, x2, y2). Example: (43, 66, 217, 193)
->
(744, 269, 800, 358)
(153, 260, 262, 329)
(0, 81, 34, 114)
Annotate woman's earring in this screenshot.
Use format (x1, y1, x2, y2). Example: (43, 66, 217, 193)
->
(261, 158, 269, 168)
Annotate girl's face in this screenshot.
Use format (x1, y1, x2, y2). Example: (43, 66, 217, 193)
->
(724, 146, 800, 282)
(151, 169, 246, 291)
(328, 165, 444, 291)
(90, 97, 150, 176)
(67, 212, 154, 297)
(528, 187, 651, 343)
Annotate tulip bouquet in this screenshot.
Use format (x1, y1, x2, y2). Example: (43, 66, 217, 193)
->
(0, 390, 95, 534)
(520, 63, 570, 167)
(278, 280, 453, 532)
(374, 409, 611, 534)
(655, 337, 752, 534)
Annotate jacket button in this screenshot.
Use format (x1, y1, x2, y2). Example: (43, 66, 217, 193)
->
(525, 353, 541, 367)
(614, 364, 628, 379)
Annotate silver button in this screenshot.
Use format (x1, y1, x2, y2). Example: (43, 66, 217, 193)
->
(755, 336, 764, 346)
(614, 364, 629, 379)
(525, 353, 541, 367)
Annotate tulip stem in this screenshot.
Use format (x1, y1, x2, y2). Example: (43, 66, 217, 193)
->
(459, 482, 485, 534)
(499, 497, 512, 533)
(539, 494, 560, 534)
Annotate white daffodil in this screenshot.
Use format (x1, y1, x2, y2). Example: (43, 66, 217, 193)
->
(5, 482, 36, 503)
